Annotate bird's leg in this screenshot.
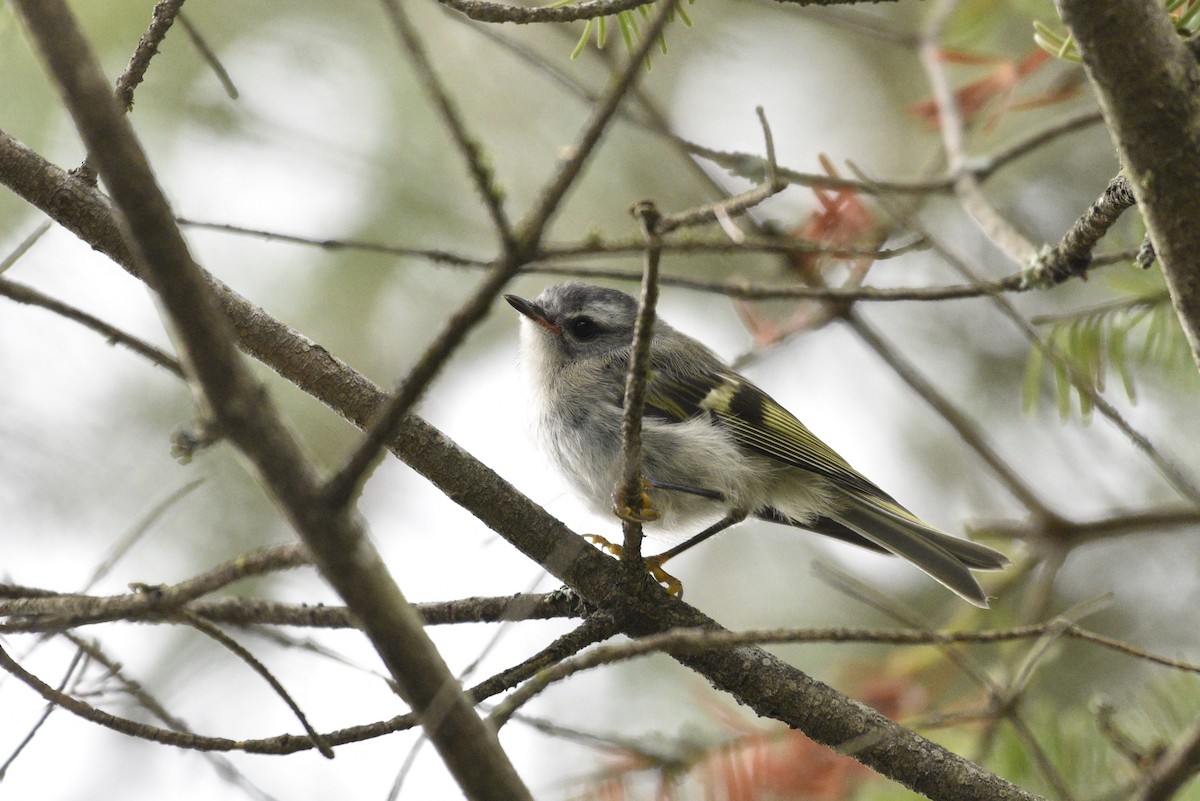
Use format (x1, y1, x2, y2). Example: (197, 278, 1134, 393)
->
(585, 533, 686, 597)
(649, 511, 747, 566)
(602, 481, 738, 597)
(645, 480, 726, 502)
(611, 478, 727, 524)
(596, 511, 741, 597)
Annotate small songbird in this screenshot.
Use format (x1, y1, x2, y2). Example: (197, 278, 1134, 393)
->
(505, 281, 1009, 606)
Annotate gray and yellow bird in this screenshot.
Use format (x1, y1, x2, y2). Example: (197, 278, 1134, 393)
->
(506, 282, 1009, 606)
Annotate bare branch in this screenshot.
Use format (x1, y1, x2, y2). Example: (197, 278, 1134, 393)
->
(0, 588, 586, 634)
(437, 0, 654, 24)
(615, 201, 665, 565)
(62, 634, 276, 799)
(0, 544, 309, 632)
(0, 646, 85, 779)
(1027, 174, 1137, 286)
(858, 165, 1200, 507)
(514, 0, 677, 247)
(847, 311, 1051, 515)
(487, 617, 1200, 726)
(380, 0, 512, 244)
(177, 611, 334, 758)
(652, 107, 785, 234)
(0, 277, 183, 376)
(11, 3, 535, 796)
(1058, 0, 1200, 375)
(0, 220, 50, 274)
(919, 2, 1037, 265)
(114, 0, 185, 113)
(176, 13, 239, 99)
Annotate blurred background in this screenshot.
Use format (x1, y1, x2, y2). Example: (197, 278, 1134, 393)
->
(2, 0, 1199, 798)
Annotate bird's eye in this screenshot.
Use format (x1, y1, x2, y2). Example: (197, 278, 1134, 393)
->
(569, 317, 598, 340)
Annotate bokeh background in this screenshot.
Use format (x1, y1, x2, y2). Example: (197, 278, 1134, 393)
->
(3, 1, 1199, 798)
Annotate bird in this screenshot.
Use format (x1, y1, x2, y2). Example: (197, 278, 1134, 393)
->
(505, 281, 1009, 606)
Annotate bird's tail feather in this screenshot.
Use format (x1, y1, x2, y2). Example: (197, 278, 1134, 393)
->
(828, 500, 1009, 608)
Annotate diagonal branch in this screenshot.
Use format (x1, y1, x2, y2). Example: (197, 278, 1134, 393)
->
(177, 611, 334, 758)
(380, 0, 512, 245)
(1057, 0, 1200, 375)
(11, 3, 532, 799)
(323, 0, 677, 508)
(0, 126, 1040, 801)
(514, 0, 677, 248)
(0, 277, 183, 376)
(1026, 174, 1137, 286)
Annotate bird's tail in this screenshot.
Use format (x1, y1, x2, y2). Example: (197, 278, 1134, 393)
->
(827, 498, 1010, 608)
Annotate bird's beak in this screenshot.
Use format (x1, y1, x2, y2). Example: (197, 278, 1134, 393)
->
(504, 294, 561, 335)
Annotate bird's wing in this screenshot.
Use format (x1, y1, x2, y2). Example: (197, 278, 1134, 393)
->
(643, 365, 903, 508)
(642, 362, 1010, 604)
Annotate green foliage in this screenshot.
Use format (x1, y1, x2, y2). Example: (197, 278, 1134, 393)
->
(1032, 19, 1081, 63)
(1022, 271, 1194, 421)
(979, 674, 1200, 800)
(561, 0, 693, 62)
(1035, 0, 1200, 63)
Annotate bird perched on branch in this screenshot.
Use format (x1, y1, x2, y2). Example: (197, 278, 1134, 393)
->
(506, 281, 1008, 606)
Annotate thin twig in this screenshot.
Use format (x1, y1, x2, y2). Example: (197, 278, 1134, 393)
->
(1026, 174, 1137, 286)
(176, 12, 239, 99)
(483, 616, 1200, 727)
(77, 0, 185, 181)
(0, 220, 50, 275)
(652, 107, 785, 234)
(0, 589, 589, 634)
(380, 0, 512, 245)
(684, 108, 1103, 197)
(854, 164, 1200, 507)
(0, 544, 309, 633)
(114, 0, 185, 112)
(919, 0, 1038, 265)
(177, 218, 491, 265)
(616, 202, 665, 565)
(514, 0, 678, 247)
(177, 611, 335, 758)
(81, 479, 205, 593)
(847, 311, 1050, 514)
(0, 617, 619, 757)
(0, 645, 85, 779)
(62, 634, 281, 801)
(0, 278, 183, 376)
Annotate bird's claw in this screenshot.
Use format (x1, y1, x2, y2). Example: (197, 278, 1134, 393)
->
(585, 533, 623, 557)
(584, 535, 683, 597)
(646, 555, 683, 597)
(612, 479, 661, 524)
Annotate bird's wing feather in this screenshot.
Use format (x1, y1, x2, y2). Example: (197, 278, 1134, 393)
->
(828, 498, 992, 607)
(644, 366, 899, 506)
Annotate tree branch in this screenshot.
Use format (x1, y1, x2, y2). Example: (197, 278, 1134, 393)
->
(1058, 0, 1200, 374)
(11, 4, 532, 799)
(0, 92, 1040, 801)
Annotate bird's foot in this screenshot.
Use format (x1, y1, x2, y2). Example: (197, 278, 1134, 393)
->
(612, 478, 661, 524)
(645, 554, 683, 597)
(584, 534, 684, 597)
(585, 533, 623, 558)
